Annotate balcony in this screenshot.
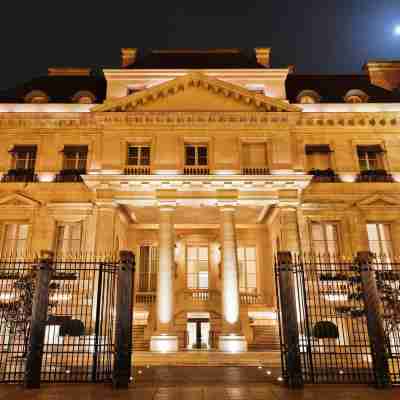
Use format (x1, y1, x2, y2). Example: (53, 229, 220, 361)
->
(135, 292, 156, 305)
(241, 167, 269, 175)
(124, 166, 151, 175)
(183, 166, 210, 175)
(55, 169, 86, 183)
(240, 293, 265, 305)
(309, 169, 341, 183)
(2, 169, 38, 183)
(356, 169, 394, 183)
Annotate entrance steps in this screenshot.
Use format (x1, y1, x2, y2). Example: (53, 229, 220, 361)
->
(249, 325, 280, 351)
(133, 325, 149, 351)
(132, 351, 281, 367)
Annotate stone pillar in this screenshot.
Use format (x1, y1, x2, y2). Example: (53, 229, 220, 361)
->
(279, 207, 300, 253)
(95, 203, 117, 253)
(150, 205, 178, 352)
(218, 206, 247, 352)
(357, 251, 391, 388)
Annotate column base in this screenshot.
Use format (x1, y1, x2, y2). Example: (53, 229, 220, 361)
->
(150, 335, 179, 353)
(218, 335, 248, 353)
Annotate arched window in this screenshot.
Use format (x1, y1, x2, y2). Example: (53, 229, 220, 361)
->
(296, 90, 321, 104)
(24, 90, 50, 104)
(344, 89, 368, 104)
(71, 90, 96, 104)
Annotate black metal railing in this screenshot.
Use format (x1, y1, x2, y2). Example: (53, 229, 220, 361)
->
(124, 166, 151, 175)
(0, 252, 135, 387)
(356, 169, 394, 183)
(309, 169, 341, 183)
(275, 253, 400, 387)
(241, 167, 269, 175)
(55, 169, 86, 183)
(2, 169, 38, 183)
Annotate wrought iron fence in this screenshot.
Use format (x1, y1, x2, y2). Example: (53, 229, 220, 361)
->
(0, 252, 134, 386)
(275, 253, 400, 387)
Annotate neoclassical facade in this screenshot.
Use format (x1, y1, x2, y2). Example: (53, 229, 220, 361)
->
(1, 48, 400, 353)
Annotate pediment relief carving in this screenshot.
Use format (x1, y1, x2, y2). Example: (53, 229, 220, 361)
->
(92, 72, 301, 113)
(0, 192, 41, 208)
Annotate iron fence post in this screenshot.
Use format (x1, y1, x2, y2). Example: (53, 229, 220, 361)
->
(357, 251, 392, 389)
(24, 250, 54, 389)
(277, 251, 304, 389)
(113, 250, 135, 389)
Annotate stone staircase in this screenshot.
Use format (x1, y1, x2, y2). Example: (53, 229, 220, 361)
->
(248, 324, 280, 351)
(132, 325, 149, 351)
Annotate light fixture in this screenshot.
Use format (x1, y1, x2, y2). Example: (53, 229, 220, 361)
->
(267, 370, 272, 375)
(394, 25, 400, 36)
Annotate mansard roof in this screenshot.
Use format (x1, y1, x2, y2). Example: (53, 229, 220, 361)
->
(124, 49, 267, 69)
(91, 72, 301, 113)
(286, 74, 400, 103)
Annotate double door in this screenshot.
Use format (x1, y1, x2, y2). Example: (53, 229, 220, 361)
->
(187, 318, 210, 350)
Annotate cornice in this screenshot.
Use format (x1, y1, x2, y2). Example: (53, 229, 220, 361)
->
(0, 111, 399, 129)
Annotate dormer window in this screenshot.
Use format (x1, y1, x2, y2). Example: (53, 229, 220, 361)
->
(24, 90, 49, 104)
(71, 91, 96, 104)
(344, 89, 368, 104)
(296, 90, 321, 104)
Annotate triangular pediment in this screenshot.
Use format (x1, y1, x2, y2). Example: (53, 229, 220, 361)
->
(355, 194, 400, 207)
(92, 72, 301, 113)
(0, 192, 41, 207)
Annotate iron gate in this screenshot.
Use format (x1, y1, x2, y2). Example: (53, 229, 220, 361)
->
(275, 254, 400, 386)
(0, 254, 119, 384)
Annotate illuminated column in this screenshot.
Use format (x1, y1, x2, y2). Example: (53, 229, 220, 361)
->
(279, 207, 300, 253)
(218, 205, 247, 352)
(150, 205, 178, 352)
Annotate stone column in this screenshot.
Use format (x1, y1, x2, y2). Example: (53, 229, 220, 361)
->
(279, 207, 300, 253)
(150, 205, 178, 352)
(218, 206, 247, 352)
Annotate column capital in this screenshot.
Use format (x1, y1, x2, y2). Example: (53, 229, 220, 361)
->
(217, 201, 237, 212)
(157, 201, 176, 212)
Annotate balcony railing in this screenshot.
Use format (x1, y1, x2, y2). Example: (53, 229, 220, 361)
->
(309, 169, 341, 183)
(183, 166, 210, 175)
(2, 169, 38, 183)
(240, 292, 265, 305)
(135, 292, 156, 304)
(356, 169, 394, 183)
(124, 166, 151, 175)
(241, 167, 269, 175)
(55, 169, 86, 183)
(184, 289, 210, 302)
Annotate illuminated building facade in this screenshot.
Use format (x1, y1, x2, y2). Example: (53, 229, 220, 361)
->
(1, 48, 400, 353)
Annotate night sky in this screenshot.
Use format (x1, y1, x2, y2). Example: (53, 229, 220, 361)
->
(1, 1, 399, 90)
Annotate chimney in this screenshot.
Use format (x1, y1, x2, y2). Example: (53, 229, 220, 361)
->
(121, 48, 138, 68)
(363, 60, 400, 91)
(255, 48, 271, 68)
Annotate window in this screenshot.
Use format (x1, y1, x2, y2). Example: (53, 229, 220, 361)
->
(305, 145, 332, 171)
(242, 143, 267, 168)
(138, 245, 158, 292)
(11, 145, 37, 170)
(2, 224, 29, 256)
(367, 223, 393, 259)
(127, 145, 150, 166)
(185, 145, 208, 166)
(55, 223, 82, 253)
(296, 90, 320, 104)
(187, 246, 208, 289)
(238, 246, 257, 293)
(311, 222, 339, 256)
(357, 145, 384, 171)
(62, 145, 88, 171)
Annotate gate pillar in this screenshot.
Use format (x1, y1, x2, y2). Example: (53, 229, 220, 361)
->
(113, 250, 135, 389)
(24, 250, 54, 389)
(276, 251, 303, 389)
(357, 251, 391, 389)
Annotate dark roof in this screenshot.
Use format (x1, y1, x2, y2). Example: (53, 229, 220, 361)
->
(0, 74, 107, 103)
(286, 74, 400, 103)
(127, 49, 266, 69)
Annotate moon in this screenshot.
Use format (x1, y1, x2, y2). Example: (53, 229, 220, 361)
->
(395, 25, 400, 36)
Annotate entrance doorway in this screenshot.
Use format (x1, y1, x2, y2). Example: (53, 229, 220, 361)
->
(186, 312, 210, 350)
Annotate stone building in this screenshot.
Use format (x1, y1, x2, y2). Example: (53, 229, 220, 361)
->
(0, 48, 400, 354)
